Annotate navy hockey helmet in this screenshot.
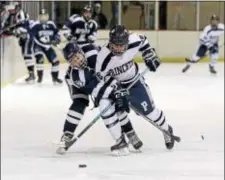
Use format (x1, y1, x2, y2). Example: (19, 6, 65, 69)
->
(39, 8, 49, 23)
(63, 42, 87, 69)
(82, 4, 92, 21)
(211, 14, 220, 27)
(109, 25, 129, 55)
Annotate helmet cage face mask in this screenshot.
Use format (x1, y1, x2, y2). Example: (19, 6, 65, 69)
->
(83, 5, 92, 21)
(109, 26, 129, 56)
(39, 9, 49, 23)
(211, 14, 219, 27)
(68, 51, 87, 69)
(39, 14, 49, 23)
(109, 42, 128, 56)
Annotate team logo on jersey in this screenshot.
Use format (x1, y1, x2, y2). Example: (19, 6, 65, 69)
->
(74, 80, 84, 88)
(108, 61, 134, 77)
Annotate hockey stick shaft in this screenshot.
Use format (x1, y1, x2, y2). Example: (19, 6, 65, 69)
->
(0, 23, 21, 35)
(195, 43, 224, 63)
(130, 105, 181, 142)
(185, 43, 224, 64)
(182, 43, 224, 73)
(65, 67, 150, 150)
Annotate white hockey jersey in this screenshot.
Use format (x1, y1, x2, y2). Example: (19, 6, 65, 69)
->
(199, 23, 224, 46)
(95, 33, 152, 84)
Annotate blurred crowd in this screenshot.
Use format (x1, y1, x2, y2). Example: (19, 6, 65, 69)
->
(0, 1, 224, 31)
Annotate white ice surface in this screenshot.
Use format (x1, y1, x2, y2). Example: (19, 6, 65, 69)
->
(1, 63, 224, 180)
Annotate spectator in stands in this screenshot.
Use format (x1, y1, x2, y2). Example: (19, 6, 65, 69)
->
(0, 3, 9, 31)
(92, 2, 108, 29)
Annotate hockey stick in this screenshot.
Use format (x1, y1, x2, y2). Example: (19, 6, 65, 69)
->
(182, 43, 225, 73)
(63, 67, 150, 151)
(130, 105, 181, 143)
(0, 23, 21, 35)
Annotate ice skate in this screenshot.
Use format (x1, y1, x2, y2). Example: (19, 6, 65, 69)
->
(111, 134, 129, 156)
(163, 125, 175, 150)
(52, 78, 63, 85)
(37, 70, 43, 83)
(51, 72, 63, 85)
(126, 130, 143, 151)
(56, 131, 74, 155)
(209, 64, 217, 74)
(25, 72, 35, 83)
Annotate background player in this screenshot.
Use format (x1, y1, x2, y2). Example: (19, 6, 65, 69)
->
(14, 18, 35, 83)
(96, 25, 176, 150)
(13, 4, 36, 82)
(63, 5, 98, 46)
(182, 14, 224, 74)
(30, 9, 62, 84)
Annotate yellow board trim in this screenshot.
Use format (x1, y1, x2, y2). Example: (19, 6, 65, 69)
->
(1, 57, 224, 87)
(57, 56, 224, 63)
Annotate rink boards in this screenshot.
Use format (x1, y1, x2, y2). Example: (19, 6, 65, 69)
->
(0, 31, 224, 86)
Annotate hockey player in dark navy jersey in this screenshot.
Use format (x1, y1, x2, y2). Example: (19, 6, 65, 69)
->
(13, 18, 35, 83)
(30, 9, 62, 84)
(63, 5, 98, 45)
(56, 42, 143, 156)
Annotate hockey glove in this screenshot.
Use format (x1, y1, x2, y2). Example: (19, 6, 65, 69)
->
(111, 89, 130, 113)
(143, 49, 160, 72)
(66, 35, 77, 43)
(52, 34, 61, 46)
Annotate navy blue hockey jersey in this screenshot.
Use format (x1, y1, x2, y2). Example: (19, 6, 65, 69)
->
(30, 21, 59, 49)
(65, 43, 117, 104)
(63, 14, 98, 44)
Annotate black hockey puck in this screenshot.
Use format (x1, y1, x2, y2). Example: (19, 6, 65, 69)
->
(79, 164, 87, 168)
(201, 135, 204, 140)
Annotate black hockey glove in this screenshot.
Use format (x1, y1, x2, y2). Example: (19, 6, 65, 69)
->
(66, 35, 77, 43)
(143, 49, 160, 72)
(111, 89, 130, 113)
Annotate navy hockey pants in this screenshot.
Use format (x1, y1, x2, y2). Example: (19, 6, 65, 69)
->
(124, 77, 155, 115)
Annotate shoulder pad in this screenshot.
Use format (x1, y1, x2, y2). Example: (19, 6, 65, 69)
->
(47, 21, 57, 27)
(69, 15, 83, 23)
(29, 20, 39, 29)
(89, 19, 98, 28)
(129, 33, 143, 43)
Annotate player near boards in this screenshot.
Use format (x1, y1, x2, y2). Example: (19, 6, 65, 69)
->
(62, 5, 98, 47)
(56, 42, 143, 155)
(13, 3, 35, 83)
(95, 25, 176, 150)
(1, 3, 35, 83)
(182, 14, 224, 74)
(29, 9, 62, 84)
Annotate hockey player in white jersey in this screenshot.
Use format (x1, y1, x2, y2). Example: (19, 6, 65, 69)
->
(96, 25, 176, 150)
(63, 5, 98, 46)
(56, 42, 143, 155)
(182, 14, 224, 74)
(30, 9, 62, 84)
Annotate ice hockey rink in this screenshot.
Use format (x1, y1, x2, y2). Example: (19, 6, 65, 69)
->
(1, 63, 224, 180)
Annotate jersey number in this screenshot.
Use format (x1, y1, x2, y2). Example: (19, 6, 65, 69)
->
(40, 35, 50, 43)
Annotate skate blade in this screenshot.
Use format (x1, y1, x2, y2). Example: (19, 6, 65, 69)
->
(52, 141, 67, 155)
(56, 147, 67, 155)
(128, 147, 142, 153)
(25, 80, 35, 84)
(111, 147, 130, 157)
(53, 82, 63, 86)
